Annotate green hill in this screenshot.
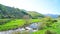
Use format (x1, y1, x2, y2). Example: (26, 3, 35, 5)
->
(0, 4, 29, 19)
(27, 11, 45, 19)
(0, 4, 44, 19)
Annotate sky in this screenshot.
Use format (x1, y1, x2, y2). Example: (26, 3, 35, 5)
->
(0, 0, 60, 14)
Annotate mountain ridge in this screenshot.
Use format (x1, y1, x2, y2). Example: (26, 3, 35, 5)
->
(44, 14, 59, 18)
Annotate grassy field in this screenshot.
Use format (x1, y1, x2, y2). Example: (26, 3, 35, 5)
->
(0, 19, 60, 34)
(0, 19, 40, 31)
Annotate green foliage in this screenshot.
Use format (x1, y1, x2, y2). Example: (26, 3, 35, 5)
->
(37, 16, 58, 30)
(23, 15, 31, 25)
(41, 16, 54, 27)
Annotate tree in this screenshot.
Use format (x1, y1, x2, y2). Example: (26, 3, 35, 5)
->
(39, 16, 54, 29)
(23, 15, 31, 27)
(58, 15, 60, 20)
(58, 15, 60, 18)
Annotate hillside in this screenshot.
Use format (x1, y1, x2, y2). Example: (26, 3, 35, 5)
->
(27, 11, 45, 19)
(0, 4, 29, 19)
(0, 4, 44, 19)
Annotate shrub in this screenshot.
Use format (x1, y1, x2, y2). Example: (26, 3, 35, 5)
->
(52, 20, 57, 23)
(0, 19, 11, 25)
(45, 30, 56, 34)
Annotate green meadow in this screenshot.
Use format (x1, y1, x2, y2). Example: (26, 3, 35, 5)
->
(0, 18, 60, 34)
(0, 19, 40, 31)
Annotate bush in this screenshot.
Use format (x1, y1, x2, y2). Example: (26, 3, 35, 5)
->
(45, 30, 56, 34)
(52, 20, 57, 23)
(0, 19, 11, 25)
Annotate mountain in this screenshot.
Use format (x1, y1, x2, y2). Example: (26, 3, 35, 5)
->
(0, 4, 44, 19)
(0, 4, 29, 19)
(44, 14, 58, 18)
(27, 11, 45, 19)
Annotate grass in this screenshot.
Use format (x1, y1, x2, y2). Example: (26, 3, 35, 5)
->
(0, 19, 40, 31)
(0, 19, 60, 34)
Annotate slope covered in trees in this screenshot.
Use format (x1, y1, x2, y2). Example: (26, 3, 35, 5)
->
(0, 4, 29, 19)
(0, 4, 44, 19)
